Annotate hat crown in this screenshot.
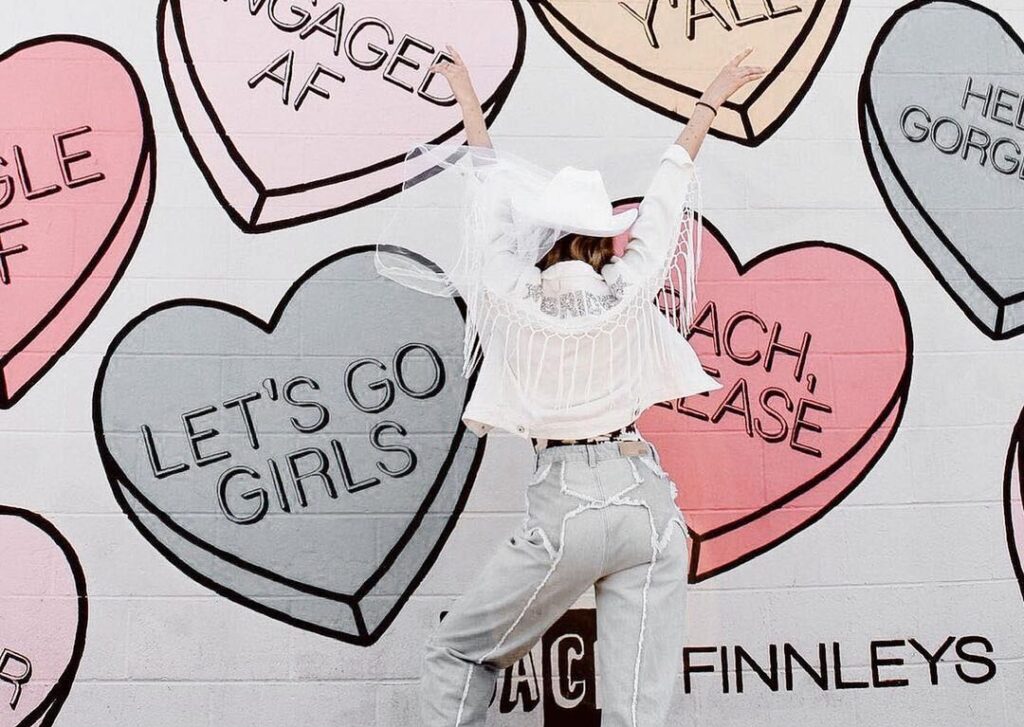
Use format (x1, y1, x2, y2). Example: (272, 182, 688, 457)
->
(547, 167, 614, 221)
(519, 162, 638, 239)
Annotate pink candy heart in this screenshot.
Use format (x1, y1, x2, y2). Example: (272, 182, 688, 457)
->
(160, 0, 525, 231)
(0, 37, 154, 408)
(0, 507, 87, 727)
(614, 208, 911, 580)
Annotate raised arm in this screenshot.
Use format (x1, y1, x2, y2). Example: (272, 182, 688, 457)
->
(674, 47, 765, 160)
(429, 46, 540, 296)
(609, 48, 766, 286)
(431, 44, 493, 149)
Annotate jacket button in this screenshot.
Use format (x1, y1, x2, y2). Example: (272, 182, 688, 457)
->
(516, 425, 526, 434)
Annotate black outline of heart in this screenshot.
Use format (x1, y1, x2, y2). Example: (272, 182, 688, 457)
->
(1003, 406, 1024, 602)
(529, 0, 850, 146)
(859, 0, 1024, 340)
(0, 35, 156, 409)
(92, 244, 486, 644)
(158, 0, 527, 233)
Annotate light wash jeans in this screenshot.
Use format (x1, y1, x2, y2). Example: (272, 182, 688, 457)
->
(421, 438, 690, 727)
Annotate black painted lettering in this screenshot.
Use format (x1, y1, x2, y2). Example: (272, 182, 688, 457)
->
(286, 447, 337, 507)
(370, 420, 417, 478)
(53, 127, 105, 189)
(267, 0, 309, 31)
(217, 466, 268, 524)
(711, 378, 753, 436)
(961, 125, 991, 166)
(870, 640, 909, 688)
(283, 376, 329, 434)
(790, 397, 830, 457)
(248, 50, 295, 105)
(782, 642, 828, 690)
(954, 636, 996, 684)
(330, 438, 381, 493)
(393, 342, 445, 399)
(907, 636, 954, 686)
(763, 322, 809, 382)
(345, 17, 394, 71)
(0, 649, 31, 710)
(141, 424, 189, 479)
(345, 358, 395, 414)
(723, 311, 766, 366)
(992, 138, 1021, 175)
(754, 387, 791, 443)
(294, 64, 346, 110)
(383, 34, 435, 94)
(182, 405, 231, 467)
(620, 0, 662, 48)
(299, 2, 345, 56)
(734, 645, 779, 692)
(13, 145, 59, 200)
(900, 105, 931, 143)
(930, 117, 964, 154)
(223, 391, 262, 450)
(419, 50, 458, 105)
(992, 86, 1019, 126)
(682, 646, 717, 693)
(687, 0, 730, 41)
(832, 642, 869, 689)
(0, 219, 29, 285)
(727, 0, 766, 26)
(961, 76, 993, 116)
(763, 0, 801, 19)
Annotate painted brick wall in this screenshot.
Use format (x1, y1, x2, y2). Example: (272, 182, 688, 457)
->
(2, 2, 1023, 727)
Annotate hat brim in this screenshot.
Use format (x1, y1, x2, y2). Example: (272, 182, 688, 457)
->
(533, 207, 639, 238)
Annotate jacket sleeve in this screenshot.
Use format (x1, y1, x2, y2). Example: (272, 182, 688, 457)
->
(481, 242, 541, 296)
(602, 143, 696, 291)
(478, 195, 542, 297)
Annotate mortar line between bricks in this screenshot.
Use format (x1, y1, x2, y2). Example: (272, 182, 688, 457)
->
(414, 577, 1020, 597)
(4, 423, 1019, 437)
(30, 499, 1019, 518)
(3, 422, 1020, 435)
(69, 658, 1024, 685)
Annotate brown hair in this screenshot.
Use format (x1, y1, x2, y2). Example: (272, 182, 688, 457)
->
(537, 233, 616, 272)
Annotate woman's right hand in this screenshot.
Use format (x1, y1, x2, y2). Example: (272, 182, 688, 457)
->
(430, 44, 479, 107)
(700, 47, 766, 109)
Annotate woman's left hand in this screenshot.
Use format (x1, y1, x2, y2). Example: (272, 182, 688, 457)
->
(700, 47, 766, 109)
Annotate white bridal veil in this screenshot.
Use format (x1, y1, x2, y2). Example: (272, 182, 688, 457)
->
(374, 142, 703, 408)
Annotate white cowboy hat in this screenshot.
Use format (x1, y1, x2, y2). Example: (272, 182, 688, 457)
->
(520, 166, 638, 238)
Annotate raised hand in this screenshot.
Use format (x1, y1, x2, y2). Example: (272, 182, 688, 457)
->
(700, 47, 767, 109)
(670, 48, 766, 161)
(430, 43, 492, 148)
(430, 44, 479, 106)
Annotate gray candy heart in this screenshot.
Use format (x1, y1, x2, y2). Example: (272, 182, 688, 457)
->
(94, 246, 482, 644)
(861, 0, 1024, 339)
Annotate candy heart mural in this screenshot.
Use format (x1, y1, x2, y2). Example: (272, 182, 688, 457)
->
(1005, 407, 1024, 602)
(860, 0, 1024, 339)
(159, 0, 525, 232)
(0, 36, 155, 408)
(0, 506, 87, 727)
(93, 246, 483, 644)
(530, 0, 848, 145)
(612, 210, 912, 580)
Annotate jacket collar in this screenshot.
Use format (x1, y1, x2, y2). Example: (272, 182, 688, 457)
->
(541, 260, 601, 278)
